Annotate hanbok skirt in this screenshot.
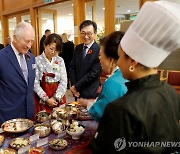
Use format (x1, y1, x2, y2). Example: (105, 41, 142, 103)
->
(34, 72, 66, 117)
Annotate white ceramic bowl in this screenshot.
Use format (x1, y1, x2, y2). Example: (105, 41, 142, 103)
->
(66, 126, 85, 140)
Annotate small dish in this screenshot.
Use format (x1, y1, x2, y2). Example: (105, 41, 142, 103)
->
(28, 147, 45, 154)
(36, 111, 51, 123)
(51, 120, 65, 134)
(49, 139, 67, 150)
(0, 148, 17, 154)
(78, 106, 93, 120)
(9, 138, 30, 150)
(34, 124, 51, 137)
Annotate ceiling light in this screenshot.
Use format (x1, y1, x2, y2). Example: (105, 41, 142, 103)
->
(127, 10, 131, 13)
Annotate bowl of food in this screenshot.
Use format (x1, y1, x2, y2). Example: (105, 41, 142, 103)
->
(34, 124, 51, 137)
(65, 103, 79, 112)
(0, 148, 17, 154)
(0, 134, 5, 147)
(66, 121, 85, 140)
(51, 120, 65, 134)
(9, 138, 30, 150)
(51, 107, 65, 119)
(36, 111, 51, 123)
(49, 139, 67, 150)
(28, 147, 45, 154)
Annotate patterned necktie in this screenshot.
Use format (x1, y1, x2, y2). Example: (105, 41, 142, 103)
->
(19, 53, 28, 84)
(82, 45, 88, 59)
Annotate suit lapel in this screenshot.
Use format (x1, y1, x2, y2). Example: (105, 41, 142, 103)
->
(6, 46, 27, 83)
(79, 44, 84, 64)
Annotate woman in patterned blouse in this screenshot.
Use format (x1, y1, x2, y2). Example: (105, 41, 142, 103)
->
(34, 33, 67, 115)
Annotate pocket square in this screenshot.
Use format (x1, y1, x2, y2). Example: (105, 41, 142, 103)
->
(32, 64, 36, 69)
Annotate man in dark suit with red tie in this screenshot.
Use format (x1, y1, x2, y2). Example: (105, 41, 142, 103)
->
(69, 20, 102, 99)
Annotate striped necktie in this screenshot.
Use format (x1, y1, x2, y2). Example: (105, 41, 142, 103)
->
(19, 53, 28, 84)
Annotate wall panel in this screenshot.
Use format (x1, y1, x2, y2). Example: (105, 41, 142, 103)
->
(2, 0, 32, 12)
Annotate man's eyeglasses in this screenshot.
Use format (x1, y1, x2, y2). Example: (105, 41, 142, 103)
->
(80, 32, 94, 37)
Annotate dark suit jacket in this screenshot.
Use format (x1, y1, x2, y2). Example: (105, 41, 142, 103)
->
(61, 41, 74, 79)
(69, 42, 102, 98)
(0, 45, 35, 124)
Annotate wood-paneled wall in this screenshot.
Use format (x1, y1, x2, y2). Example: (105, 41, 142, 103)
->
(2, 0, 31, 13)
(0, 0, 154, 56)
(73, 0, 85, 45)
(104, 0, 115, 36)
(0, 0, 62, 55)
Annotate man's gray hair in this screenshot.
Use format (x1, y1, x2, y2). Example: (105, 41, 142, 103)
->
(14, 21, 35, 38)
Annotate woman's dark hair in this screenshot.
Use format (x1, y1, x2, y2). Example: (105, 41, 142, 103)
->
(44, 33, 63, 52)
(100, 31, 125, 60)
(79, 20, 97, 33)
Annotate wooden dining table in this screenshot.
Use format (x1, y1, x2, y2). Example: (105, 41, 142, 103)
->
(0, 120, 98, 154)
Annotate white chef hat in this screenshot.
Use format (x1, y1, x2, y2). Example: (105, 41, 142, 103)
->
(120, 1, 180, 68)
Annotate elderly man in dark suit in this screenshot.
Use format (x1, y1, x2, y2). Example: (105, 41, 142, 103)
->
(69, 20, 102, 99)
(0, 22, 36, 124)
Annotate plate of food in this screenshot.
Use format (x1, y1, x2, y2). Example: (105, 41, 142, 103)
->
(1, 119, 34, 133)
(9, 138, 30, 150)
(0, 148, 17, 154)
(49, 139, 67, 150)
(68, 102, 79, 106)
(28, 147, 45, 154)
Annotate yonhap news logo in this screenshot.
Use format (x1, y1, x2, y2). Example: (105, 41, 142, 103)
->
(114, 137, 180, 151)
(114, 137, 126, 151)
